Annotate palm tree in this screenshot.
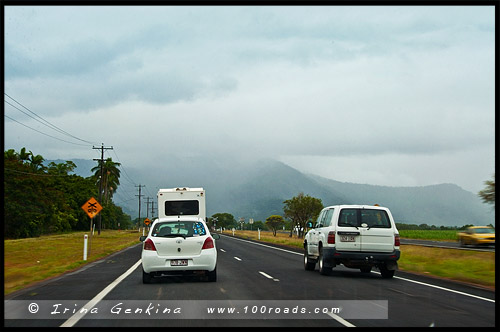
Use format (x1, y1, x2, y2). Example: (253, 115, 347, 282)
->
(4, 149, 18, 161)
(92, 158, 121, 204)
(28, 151, 46, 172)
(18, 147, 31, 163)
(47, 160, 77, 175)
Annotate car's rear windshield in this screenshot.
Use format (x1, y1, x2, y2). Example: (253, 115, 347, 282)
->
(338, 209, 391, 228)
(164, 200, 199, 216)
(152, 221, 207, 237)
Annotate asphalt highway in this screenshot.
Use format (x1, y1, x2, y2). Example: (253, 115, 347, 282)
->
(5, 234, 495, 327)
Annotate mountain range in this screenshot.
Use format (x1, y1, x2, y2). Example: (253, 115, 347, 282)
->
(48, 157, 494, 227)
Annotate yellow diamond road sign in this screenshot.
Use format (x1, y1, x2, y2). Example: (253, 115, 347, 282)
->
(144, 218, 151, 226)
(82, 197, 103, 219)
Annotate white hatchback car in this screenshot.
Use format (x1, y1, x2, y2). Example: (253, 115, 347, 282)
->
(140, 217, 220, 283)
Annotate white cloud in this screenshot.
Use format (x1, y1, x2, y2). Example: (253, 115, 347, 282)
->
(4, 5, 495, 195)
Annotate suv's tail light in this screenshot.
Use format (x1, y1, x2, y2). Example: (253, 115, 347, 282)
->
(327, 231, 336, 244)
(202, 237, 214, 250)
(144, 238, 157, 251)
(394, 234, 400, 246)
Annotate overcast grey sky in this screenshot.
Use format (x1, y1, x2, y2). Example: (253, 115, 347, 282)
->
(4, 6, 495, 194)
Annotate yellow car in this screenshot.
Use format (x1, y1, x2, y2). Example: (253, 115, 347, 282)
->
(458, 226, 495, 247)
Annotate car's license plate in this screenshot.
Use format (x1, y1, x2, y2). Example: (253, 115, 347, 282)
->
(340, 235, 355, 242)
(170, 259, 188, 266)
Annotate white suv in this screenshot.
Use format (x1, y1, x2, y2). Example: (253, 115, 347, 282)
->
(303, 205, 400, 278)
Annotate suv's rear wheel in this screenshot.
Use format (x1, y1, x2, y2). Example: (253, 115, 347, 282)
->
(304, 249, 317, 271)
(379, 265, 395, 279)
(318, 247, 332, 276)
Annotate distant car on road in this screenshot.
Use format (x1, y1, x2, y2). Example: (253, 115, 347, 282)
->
(457, 226, 495, 247)
(140, 217, 220, 283)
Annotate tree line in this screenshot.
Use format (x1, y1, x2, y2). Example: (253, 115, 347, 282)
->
(4, 147, 132, 239)
(207, 192, 324, 237)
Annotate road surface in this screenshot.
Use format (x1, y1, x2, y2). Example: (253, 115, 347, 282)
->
(5, 234, 495, 327)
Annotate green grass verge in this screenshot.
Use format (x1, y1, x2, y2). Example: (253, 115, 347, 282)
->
(4, 230, 141, 295)
(399, 245, 495, 287)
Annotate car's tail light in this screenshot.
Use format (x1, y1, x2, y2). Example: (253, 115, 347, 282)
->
(327, 231, 336, 244)
(202, 237, 214, 249)
(394, 234, 400, 246)
(144, 238, 157, 251)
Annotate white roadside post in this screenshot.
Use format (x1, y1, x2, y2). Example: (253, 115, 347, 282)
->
(258, 228, 261, 240)
(83, 234, 88, 261)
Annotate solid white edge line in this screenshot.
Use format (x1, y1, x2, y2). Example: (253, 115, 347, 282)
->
(222, 234, 495, 303)
(326, 312, 356, 327)
(393, 275, 495, 303)
(368, 271, 495, 303)
(60, 259, 142, 327)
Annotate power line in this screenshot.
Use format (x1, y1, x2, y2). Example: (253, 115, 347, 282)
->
(4, 114, 90, 147)
(144, 185, 155, 199)
(5, 94, 148, 220)
(109, 149, 137, 186)
(4, 93, 99, 145)
(4, 168, 73, 177)
(113, 191, 137, 204)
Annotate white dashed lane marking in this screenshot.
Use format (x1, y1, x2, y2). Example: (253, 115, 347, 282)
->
(259, 271, 279, 282)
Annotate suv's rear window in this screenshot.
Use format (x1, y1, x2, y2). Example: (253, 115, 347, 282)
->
(164, 200, 199, 216)
(152, 221, 207, 237)
(338, 209, 391, 228)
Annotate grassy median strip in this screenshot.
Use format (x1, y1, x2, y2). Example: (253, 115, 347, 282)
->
(4, 230, 141, 295)
(223, 230, 495, 289)
(399, 230, 459, 241)
(398, 245, 495, 287)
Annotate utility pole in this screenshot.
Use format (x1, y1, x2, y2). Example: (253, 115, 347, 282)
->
(151, 200, 155, 220)
(93, 143, 113, 235)
(135, 184, 145, 226)
(145, 197, 151, 219)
